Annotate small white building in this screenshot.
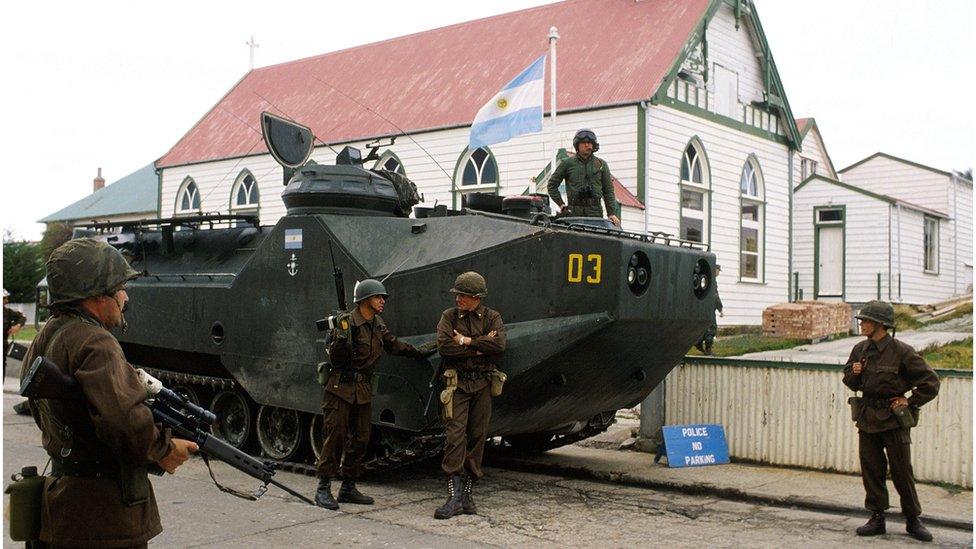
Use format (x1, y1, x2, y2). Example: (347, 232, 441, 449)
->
(793, 150, 973, 305)
(155, 0, 805, 325)
(38, 164, 159, 231)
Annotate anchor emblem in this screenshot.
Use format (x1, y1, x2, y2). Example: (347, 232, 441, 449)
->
(287, 253, 299, 276)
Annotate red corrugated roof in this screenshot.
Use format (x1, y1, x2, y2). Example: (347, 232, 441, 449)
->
(613, 178, 644, 209)
(157, 0, 710, 168)
(795, 118, 812, 135)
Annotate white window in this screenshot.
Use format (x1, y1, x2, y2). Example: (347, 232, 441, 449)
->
(374, 152, 406, 176)
(800, 157, 818, 180)
(924, 216, 939, 273)
(455, 147, 499, 196)
(679, 140, 709, 244)
(231, 171, 259, 210)
(739, 158, 765, 281)
(177, 178, 200, 213)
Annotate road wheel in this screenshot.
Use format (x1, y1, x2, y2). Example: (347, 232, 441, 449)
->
(256, 405, 305, 461)
(210, 390, 255, 450)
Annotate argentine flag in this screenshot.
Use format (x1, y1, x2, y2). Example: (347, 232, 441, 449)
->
(468, 54, 546, 150)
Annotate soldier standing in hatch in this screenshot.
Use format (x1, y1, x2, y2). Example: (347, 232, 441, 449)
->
(694, 264, 723, 355)
(547, 129, 620, 226)
(4, 288, 27, 375)
(20, 239, 198, 548)
(314, 279, 429, 510)
(843, 300, 940, 542)
(434, 272, 506, 520)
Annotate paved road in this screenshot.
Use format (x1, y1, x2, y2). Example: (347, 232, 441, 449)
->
(4, 393, 971, 547)
(739, 328, 971, 364)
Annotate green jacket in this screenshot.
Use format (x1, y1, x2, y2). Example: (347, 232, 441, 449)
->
(547, 154, 617, 216)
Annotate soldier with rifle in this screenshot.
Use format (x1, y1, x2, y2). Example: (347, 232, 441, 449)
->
(18, 239, 199, 548)
(314, 277, 431, 510)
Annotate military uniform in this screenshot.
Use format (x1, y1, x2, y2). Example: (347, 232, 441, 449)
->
(696, 279, 722, 354)
(4, 303, 27, 372)
(547, 154, 617, 218)
(436, 304, 506, 480)
(19, 238, 172, 548)
(842, 335, 940, 522)
(316, 307, 422, 480)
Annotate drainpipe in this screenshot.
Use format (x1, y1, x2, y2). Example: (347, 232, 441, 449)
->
(788, 151, 794, 301)
(888, 205, 892, 300)
(896, 203, 902, 301)
(952, 173, 958, 295)
(640, 100, 649, 237)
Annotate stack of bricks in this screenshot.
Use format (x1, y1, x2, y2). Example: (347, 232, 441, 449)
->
(762, 301, 852, 340)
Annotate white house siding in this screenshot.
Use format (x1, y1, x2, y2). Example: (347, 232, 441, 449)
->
(708, 3, 768, 110)
(890, 205, 958, 305)
(645, 104, 790, 326)
(793, 129, 834, 185)
(841, 156, 947, 213)
(160, 106, 639, 228)
(793, 179, 890, 303)
(949, 178, 974, 293)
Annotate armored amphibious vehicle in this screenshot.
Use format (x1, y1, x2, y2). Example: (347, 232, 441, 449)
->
(93, 114, 716, 468)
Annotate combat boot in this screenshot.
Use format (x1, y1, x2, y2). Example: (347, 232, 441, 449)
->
(434, 475, 463, 520)
(461, 474, 477, 515)
(906, 516, 933, 542)
(314, 478, 339, 510)
(856, 512, 885, 536)
(337, 480, 374, 505)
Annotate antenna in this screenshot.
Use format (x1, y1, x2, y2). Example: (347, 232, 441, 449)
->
(379, 256, 412, 284)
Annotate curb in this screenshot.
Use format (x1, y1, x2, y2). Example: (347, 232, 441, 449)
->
(489, 454, 973, 532)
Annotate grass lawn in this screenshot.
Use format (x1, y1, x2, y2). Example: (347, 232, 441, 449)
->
(921, 337, 973, 370)
(686, 333, 811, 357)
(12, 326, 37, 341)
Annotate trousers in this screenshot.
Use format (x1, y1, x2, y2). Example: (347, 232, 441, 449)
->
(315, 391, 372, 479)
(441, 385, 492, 479)
(859, 428, 921, 517)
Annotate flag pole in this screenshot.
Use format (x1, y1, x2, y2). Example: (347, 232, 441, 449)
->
(548, 26, 560, 183)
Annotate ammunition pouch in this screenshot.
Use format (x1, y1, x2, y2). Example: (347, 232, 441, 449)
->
(848, 396, 864, 422)
(119, 462, 151, 507)
(892, 404, 919, 430)
(4, 467, 45, 542)
(490, 370, 507, 397)
(316, 361, 331, 386)
(440, 369, 458, 420)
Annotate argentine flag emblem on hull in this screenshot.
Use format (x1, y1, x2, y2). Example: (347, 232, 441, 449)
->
(469, 54, 546, 150)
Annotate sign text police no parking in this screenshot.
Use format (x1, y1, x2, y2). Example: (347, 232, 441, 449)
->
(662, 424, 729, 468)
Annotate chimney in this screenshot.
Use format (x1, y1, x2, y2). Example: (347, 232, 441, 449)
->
(93, 167, 105, 192)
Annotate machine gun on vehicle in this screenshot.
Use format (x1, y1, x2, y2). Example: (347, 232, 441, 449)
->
(19, 356, 316, 506)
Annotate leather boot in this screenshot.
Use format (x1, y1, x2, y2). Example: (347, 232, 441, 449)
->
(434, 475, 464, 520)
(906, 516, 933, 542)
(337, 480, 374, 505)
(856, 512, 885, 536)
(461, 474, 477, 515)
(314, 478, 339, 510)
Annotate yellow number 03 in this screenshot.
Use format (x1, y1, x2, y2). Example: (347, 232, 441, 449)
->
(567, 253, 602, 284)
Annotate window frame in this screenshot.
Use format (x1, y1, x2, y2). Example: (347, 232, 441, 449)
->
(923, 215, 940, 274)
(230, 170, 260, 211)
(678, 137, 711, 246)
(738, 155, 766, 283)
(373, 151, 407, 176)
(452, 146, 500, 208)
(176, 177, 201, 214)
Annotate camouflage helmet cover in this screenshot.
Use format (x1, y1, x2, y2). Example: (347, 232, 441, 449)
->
(353, 279, 388, 303)
(46, 238, 140, 306)
(855, 300, 895, 328)
(450, 271, 488, 297)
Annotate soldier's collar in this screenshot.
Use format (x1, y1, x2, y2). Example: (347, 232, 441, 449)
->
(350, 307, 373, 327)
(457, 304, 486, 319)
(870, 334, 892, 351)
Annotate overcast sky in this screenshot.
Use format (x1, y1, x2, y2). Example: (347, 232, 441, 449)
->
(1, 0, 972, 241)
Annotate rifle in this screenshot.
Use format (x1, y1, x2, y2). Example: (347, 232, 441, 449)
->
(20, 356, 316, 506)
(315, 241, 350, 333)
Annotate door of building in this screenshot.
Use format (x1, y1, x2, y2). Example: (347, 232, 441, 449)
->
(817, 226, 844, 297)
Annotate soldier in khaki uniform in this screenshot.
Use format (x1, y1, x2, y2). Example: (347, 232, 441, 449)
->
(843, 300, 940, 542)
(20, 239, 198, 548)
(314, 279, 427, 510)
(434, 272, 506, 520)
(4, 288, 27, 376)
(547, 129, 620, 226)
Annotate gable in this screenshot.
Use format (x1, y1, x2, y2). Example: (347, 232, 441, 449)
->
(157, 0, 710, 169)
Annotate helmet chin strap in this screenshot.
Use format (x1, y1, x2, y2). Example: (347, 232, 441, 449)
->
(112, 294, 129, 335)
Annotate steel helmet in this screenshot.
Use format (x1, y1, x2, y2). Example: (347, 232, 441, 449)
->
(449, 272, 488, 298)
(573, 129, 600, 152)
(855, 300, 895, 328)
(353, 279, 389, 303)
(46, 238, 140, 306)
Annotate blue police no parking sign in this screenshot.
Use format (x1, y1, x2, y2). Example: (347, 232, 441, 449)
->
(662, 424, 730, 468)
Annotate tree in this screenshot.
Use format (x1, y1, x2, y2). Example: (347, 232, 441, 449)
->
(41, 222, 73, 262)
(2, 231, 44, 302)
